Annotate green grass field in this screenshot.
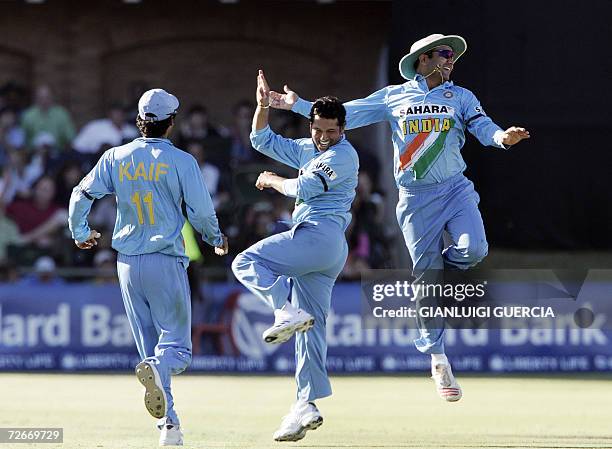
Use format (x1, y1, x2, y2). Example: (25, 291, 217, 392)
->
(2, 374, 612, 448)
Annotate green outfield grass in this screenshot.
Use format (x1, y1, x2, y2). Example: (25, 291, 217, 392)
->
(2, 373, 612, 448)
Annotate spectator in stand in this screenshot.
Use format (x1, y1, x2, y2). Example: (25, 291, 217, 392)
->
(17, 255, 65, 286)
(21, 85, 75, 151)
(271, 195, 293, 231)
(0, 107, 25, 165)
(6, 175, 67, 249)
(185, 139, 230, 209)
(176, 104, 223, 148)
(72, 104, 138, 156)
(236, 200, 291, 251)
(342, 171, 392, 279)
(0, 144, 44, 204)
(29, 131, 57, 176)
(354, 145, 382, 192)
(229, 100, 262, 165)
(54, 159, 85, 206)
(93, 249, 117, 284)
(0, 200, 22, 264)
(270, 108, 304, 140)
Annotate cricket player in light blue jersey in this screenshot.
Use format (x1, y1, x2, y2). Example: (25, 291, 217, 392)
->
(232, 71, 358, 442)
(68, 88, 228, 446)
(270, 34, 530, 402)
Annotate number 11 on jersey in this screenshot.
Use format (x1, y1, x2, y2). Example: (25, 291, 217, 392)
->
(131, 191, 155, 225)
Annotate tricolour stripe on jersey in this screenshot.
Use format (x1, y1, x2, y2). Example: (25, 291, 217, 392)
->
(398, 118, 433, 171)
(412, 118, 455, 179)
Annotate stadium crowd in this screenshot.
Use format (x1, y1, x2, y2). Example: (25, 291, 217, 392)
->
(0, 82, 395, 284)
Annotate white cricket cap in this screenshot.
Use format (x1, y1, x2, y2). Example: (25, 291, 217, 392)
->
(138, 88, 179, 122)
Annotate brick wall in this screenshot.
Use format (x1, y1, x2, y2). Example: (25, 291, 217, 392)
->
(0, 0, 390, 136)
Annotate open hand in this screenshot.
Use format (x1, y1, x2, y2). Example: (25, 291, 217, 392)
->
(269, 85, 298, 110)
(257, 70, 270, 107)
(501, 127, 530, 146)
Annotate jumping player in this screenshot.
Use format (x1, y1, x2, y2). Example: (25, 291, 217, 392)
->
(68, 88, 228, 446)
(231, 70, 358, 442)
(269, 34, 530, 402)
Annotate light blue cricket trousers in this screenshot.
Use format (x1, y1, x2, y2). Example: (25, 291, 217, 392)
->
(231, 219, 348, 402)
(396, 173, 489, 354)
(117, 252, 192, 424)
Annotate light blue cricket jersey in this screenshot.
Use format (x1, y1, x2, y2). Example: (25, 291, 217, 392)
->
(68, 137, 223, 261)
(250, 125, 359, 231)
(293, 75, 507, 188)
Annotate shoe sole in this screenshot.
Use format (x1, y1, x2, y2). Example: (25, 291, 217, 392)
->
(263, 317, 315, 344)
(274, 416, 323, 442)
(135, 361, 166, 419)
(438, 387, 462, 402)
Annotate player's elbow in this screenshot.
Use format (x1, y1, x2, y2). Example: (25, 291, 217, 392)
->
(249, 130, 268, 150)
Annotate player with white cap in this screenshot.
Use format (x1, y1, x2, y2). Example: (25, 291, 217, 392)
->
(69, 88, 228, 446)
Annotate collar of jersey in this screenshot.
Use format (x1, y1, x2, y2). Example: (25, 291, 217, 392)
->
(136, 137, 172, 144)
(409, 75, 454, 92)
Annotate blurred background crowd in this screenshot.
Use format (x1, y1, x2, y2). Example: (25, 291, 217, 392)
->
(0, 0, 610, 362)
(0, 81, 396, 286)
(1, 0, 609, 296)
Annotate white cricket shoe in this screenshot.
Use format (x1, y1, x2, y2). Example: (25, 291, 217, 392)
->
(273, 401, 323, 442)
(157, 417, 183, 446)
(262, 306, 314, 344)
(136, 361, 167, 418)
(431, 361, 462, 402)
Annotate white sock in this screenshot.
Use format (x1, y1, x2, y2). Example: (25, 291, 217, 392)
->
(431, 353, 448, 365)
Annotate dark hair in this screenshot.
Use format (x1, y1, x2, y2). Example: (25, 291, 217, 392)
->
(413, 50, 434, 71)
(136, 115, 174, 138)
(309, 96, 346, 128)
(188, 104, 207, 116)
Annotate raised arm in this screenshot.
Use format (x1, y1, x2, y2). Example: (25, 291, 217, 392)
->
(252, 69, 271, 133)
(249, 70, 305, 169)
(270, 85, 391, 130)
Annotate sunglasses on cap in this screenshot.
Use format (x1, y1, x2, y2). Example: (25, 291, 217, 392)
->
(430, 48, 455, 59)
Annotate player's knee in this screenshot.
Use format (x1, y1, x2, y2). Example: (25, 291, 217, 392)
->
(169, 349, 192, 375)
(231, 252, 247, 278)
(183, 350, 192, 368)
(181, 349, 192, 370)
(466, 240, 488, 265)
